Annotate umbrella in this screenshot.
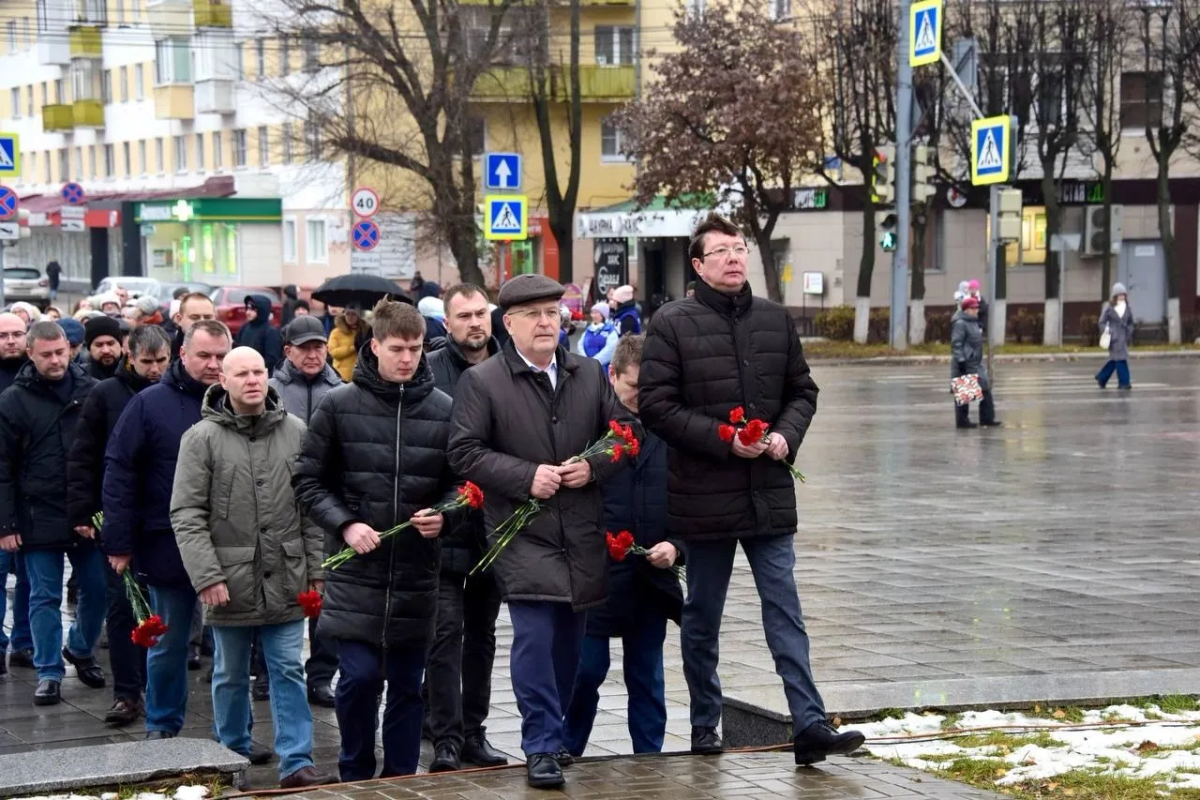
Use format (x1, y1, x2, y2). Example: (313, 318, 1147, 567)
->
(311, 274, 413, 309)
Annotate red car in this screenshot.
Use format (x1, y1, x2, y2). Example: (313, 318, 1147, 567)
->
(209, 286, 283, 335)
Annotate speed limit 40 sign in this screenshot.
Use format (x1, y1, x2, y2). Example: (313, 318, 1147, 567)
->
(352, 187, 380, 218)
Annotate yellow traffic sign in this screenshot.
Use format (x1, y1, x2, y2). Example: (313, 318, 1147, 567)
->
(971, 115, 1011, 186)
(484, 195, 528, 241)
(910, 0, 943, 68)
(0, 133, 20, 177)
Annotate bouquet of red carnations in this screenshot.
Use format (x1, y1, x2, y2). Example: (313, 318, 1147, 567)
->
(93, 513, 169, 648)
(606, 530, 685, 581)
(297, 590, 322, 618)
(717, 407, 805, 482)
(323, 482, 485, 570)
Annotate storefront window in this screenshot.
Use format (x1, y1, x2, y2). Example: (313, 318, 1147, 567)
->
(1002, 206, 1047, 266)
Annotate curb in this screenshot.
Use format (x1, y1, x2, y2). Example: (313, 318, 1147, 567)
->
(809, 349, 1200, 367)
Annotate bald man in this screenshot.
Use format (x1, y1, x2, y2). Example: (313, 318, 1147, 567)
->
(170, 347, 330, 790)
(0, 313, 29, 395)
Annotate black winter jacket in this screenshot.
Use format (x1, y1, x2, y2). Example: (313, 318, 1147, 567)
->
(0, 356, 26, 395)
(87, 358, 119, 381)
(293, 346, 460, 647)
(447, 343, 637, 610)
(235, 294, 284, 375)
(0, 362, 97, 549)
(639, 280, 818, 541)
(67, 358, 155, 528)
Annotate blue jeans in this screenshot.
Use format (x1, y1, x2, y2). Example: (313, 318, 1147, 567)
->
(212, 621, 314, 780)
(0, 551, 32, 654)
(508, 600, 586, 756)
(145, 584, 197, 734)
(335, 638, 426, 781)
(1096, 359, 1131, 388)
(681, 534, 826, 732)
(24, 545, 106, 681)
(563, 610, 668, 757)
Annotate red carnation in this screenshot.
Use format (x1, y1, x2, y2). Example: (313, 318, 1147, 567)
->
(610, 444, 625, 462)
(458, 481, 485, 510)
(131, 614, 168, 648)
(729, 406, 746, 424)
(627, 438, 641, 458)
(609, 420, 625, 438)
(738, 419, 770, 445)
(297, 590, 322, 618)
(606, 531, 629, 561)
(718, 424, 736, 443)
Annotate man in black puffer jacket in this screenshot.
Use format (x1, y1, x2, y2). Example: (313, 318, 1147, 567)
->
(293, 299, 461, 783)
(235, 294, 283, 375)
(640, 213, 863, 766)
(67, 325, 171, 727)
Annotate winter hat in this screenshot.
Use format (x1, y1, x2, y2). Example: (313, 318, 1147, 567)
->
(612, 285, 635, 304)
(85, 315, 122, 347)
(58, 317, 85, 346)
(134, 295, 159, 316)
(417, 297, 445, 320)
(961, 296, 980, 310)
(9, 302, 41, 322)
(590, 302, 610, 320)
(1112, 282, 1128, 297)
(967, 279, 980, 291)
(95, 292, 121, 308)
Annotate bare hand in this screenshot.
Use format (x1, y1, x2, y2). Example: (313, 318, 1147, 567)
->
(108, 554, 131, 574)
(765, 433, 789, 461)
(556, 460, 592, 489)
(0, 534, 21, 552)
(343, 522, 381, 554)
(74, 525, 96, 540)
(410, 509, 444, 539)
(731, 435, 769, 459)
(646, 541, 678, 569)
(310, 580, 324, 594)
(530, 465, 563, 500)
(199, 582, 230, 607)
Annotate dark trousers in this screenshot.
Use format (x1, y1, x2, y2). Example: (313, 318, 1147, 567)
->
(1096, 359, 1131, 388)
(334, 638, 426, 781)
(508, 600, 586, 757)
(563, 610, 668, 757)
(955, 389, 995, 426)
(305, 617, 338, 689)
(104, 560, 146, 701)
(681, 535, 826, 732)
(426, 569, 502, 748)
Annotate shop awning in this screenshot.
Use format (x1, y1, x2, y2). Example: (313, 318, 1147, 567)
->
(576, 193, 717, 240)
(19, 177, 236, 228)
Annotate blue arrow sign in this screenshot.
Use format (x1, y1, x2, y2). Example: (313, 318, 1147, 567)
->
(485, 153, 522, 191)
(0, 186, 17, 220)
(352, 219, 381, 251)
(62, 182, 85, 205)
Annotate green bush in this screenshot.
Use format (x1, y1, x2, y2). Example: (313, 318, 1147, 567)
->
(868, 308, 890, 343)
(1009, 309, 1044, 344)
(925, 311, 953, 343)
(814, 306, 855, 340)
(1080, 313, 1100, 346)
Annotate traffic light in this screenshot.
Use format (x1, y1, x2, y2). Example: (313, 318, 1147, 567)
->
(997, 188, 1022, 242)
(871, 146, 895, 205)
(876, 209, 897, 251)
(880, 231, 897, 252)
(913, 145, 935, 203)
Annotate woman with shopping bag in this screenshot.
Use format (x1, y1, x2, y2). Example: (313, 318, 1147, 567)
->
(1096, 283, 1135, 390)
(951, 296, 1001, 429)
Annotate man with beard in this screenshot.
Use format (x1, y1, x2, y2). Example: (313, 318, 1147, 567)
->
(424, 284, 507, 773)
(0, 322, 102, 705)
(0, 313, 34, 675)
(84, 316, 124, 381)
(67, 325, 172, 726)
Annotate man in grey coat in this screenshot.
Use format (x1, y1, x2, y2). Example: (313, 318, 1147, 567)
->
(171, 347, 331, 790)
(269, 314, 343, 707)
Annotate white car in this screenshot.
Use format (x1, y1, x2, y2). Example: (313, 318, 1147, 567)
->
(4, 267, 51, 308)
(94, 276, 162, 297)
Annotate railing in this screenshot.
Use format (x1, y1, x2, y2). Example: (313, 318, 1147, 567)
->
(68, 25, 103, 58)
(72, 98, 105, 127)
(193, 0, 233, 28)
(471, 63, 635, 101)
(42, 104, 76, 131)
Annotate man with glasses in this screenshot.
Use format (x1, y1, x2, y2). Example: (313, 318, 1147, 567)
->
(639, 213, 865, 766)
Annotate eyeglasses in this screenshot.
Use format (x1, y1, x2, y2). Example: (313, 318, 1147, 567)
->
(701, 246, 750, 261)
(508, 308, 561, 322)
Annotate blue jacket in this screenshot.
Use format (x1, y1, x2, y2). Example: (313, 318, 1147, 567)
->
(612, 301, 642, 337)
(101, 359, 209, 586)
(578, 323, 618, 370)
(587, 430, 684, 638)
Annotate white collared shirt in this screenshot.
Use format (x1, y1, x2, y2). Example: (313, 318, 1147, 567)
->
(516, 348, 558, 390)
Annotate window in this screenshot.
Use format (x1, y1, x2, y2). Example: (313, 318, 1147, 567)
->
(280, 38, 290, 75)
(22, 17, 30, 48)
(58, 149, 70, 181)
(304, 120, 321, 160)
(282, 123, 293, 164)
(155, 137, 164, 172)
(72, 59, 104, 102)
(255, 39, 265, 80)
(174, 135, 186, 171)
(54, 78, 63, 103)
(601, 118, 630, 161)
(115, 0, 125, 24)
(10, 88, 19, 118)
(120, 66, 129, 102)
(687, 0, 704, 17)
(283, 218, 297, 261)
(306, 219, 328, 263)
(75, 147, 83, 178)
(40, 82, 47, 107)
(6, 20, 16, 51)
(1002, 205, 1048, 267)
(131, 0, 140, 20)
(235, 42, 244, 80)
(258, 126, 269, 166)
(1121, 72, 1163, 130)
(42, 151, 50, 183)
(103, 143, 115, 177)
(195, 132, 205, 170)
(138, 140, 147, 174)
(90, 145, 98, 178)
(26, 85, 32, 117)
(101, 69, 111, 102)
(213, 131, 223, 169)
(155, 38, 192, 84)
(36, 0, 49, 34)
(134, 65, 144, 99)
(233, 129, 247, 167)
(123, 141, 132, 175)
(771, 0, 790, 19)
(594, 26, 634, 66)
(304, 40, 319, 72)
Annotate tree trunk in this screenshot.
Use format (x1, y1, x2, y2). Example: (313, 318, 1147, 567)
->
(447, 213, 485, 287)
(753, 230, 784, 304)
(1100, 160, 1114, 303)
(552, 217, 573, 287)
(1158, 158, 1180, 343)
(855, 204, 876, 344)
(1041, 174, 1063, 346)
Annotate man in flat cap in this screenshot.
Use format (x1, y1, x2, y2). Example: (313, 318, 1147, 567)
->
(448, 274, 636, 790)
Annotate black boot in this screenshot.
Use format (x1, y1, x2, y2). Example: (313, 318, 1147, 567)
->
(690, 726, 723, 755)
(793, 721, 865, 765)
(955, 403, 976, 429)
(462, 731, 508, 767)
(526, 753, 564, 789)
(429, 741, 461, 773)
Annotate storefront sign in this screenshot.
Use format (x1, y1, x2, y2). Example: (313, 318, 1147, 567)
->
(576, 208, 708, 240)
(802, 271, 825, 296)
(134, 197, 283, 224)
(593, 240, 628, 299)
(793, 188, 828, 210)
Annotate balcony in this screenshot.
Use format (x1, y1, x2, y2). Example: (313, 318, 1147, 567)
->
(195, 80, 235, 114)
(68, 25, 103, 58)
(194, 0, 233, 27)
(146, 0, 192, 38)
(37, 40, 72, 66)
(153, 85, 195, 119)
(471, 64, 634, 102)
(72, 98, 105, 128)
(42, 104, 76, 131)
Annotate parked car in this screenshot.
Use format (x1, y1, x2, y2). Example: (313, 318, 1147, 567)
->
(210, 286, 283, 335)
(154, 282, 214, 313)
(93, 277, 162, 299)
(4, 267, 51, 309)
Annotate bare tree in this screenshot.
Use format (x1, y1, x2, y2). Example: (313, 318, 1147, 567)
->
(259, 0, 516, 287)
(908, 60, 954, 344)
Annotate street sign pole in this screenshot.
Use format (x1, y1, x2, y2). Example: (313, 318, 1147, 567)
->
(891, 0, 914, 351)
(986, 183, 998, 380)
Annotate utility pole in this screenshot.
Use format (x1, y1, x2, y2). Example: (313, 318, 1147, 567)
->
(891, 0, 914, 351)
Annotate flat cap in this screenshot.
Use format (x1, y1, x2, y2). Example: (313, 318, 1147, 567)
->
(498, 274, 565, 311)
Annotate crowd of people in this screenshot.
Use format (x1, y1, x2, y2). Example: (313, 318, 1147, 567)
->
(0, 212, 866, 790)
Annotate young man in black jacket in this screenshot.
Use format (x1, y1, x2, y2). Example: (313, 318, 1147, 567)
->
(0, 313, 32, 674)
(293, 299, 461, 782)
(67, 325, 171, 726)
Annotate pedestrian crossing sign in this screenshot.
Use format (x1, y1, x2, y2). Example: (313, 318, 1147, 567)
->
(971, 115, 1011, 185)
(0, 133, 20, 177)
(909, 0, 942, 67)
(485, 194, 528, 241)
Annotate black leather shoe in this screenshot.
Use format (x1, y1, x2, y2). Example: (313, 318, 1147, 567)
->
(62, 647, 106, 689)
(246, 741, 275, 765)
(691, 726, 723, 755)
(252, 679, 270, 702)
(462, 731, 508, 767)
(105, 696, 143, 727)
(8, 649, 34, 669)
(279, 766, 334, 789)
(146, 730, 175, 740)
(981, 421, 1004, 427)
(793, 721, 866, 765)
(307, 684, 335, 708)
(956, 422, 979, 429)
(187, 645, 202, 671)
(429, 742, 460, 773)
(526, 753, 564, 789)
(33, 679, 61, 705)
(555, 746, 574, 766)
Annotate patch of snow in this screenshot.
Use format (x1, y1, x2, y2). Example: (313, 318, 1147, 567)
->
(172, 787, 209, 800)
